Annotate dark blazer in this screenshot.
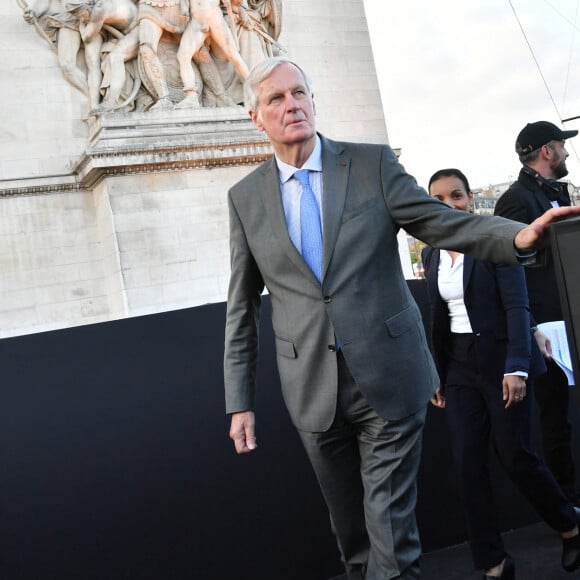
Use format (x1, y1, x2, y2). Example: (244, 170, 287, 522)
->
(224, 135, 526, 432)
(494, 168, 571, 322)
(422, 247, 546, 387)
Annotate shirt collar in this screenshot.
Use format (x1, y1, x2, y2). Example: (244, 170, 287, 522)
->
(276, 135, 323, 184)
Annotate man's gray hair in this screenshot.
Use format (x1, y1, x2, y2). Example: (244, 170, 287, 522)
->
(243, 57, 313, 113)
(519, 139, 557, 165)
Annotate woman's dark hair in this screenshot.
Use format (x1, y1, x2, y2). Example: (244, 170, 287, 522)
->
(428, 168, 471, 194)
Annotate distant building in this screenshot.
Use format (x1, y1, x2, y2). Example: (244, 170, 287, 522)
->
(471, 181, 511, 215)
(472, 180, 579, 214)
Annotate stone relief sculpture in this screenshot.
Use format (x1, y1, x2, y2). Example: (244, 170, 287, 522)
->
(20, 0, 88, 96)
(175, 0, 249, 109)
(234, 0, 282, 69)
(67, 0, 141, 114)
(137, 0, 191, 111)
(20, 0, 284, 115)
(225, 0, 281, 102)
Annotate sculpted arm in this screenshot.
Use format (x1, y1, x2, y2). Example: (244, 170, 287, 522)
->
(23, 0, 50, 20)
(79, 7, 107, 44)
(80, 20, 104, 110)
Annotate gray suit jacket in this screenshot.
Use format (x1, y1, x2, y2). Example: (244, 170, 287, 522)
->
(224, 135, 525, 432)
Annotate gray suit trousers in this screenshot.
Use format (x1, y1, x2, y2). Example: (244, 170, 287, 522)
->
(298, 352, 425, 580)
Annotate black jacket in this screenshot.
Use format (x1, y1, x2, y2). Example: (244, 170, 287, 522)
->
(422, 247, 546, 386)
(494, 167, 570, 322)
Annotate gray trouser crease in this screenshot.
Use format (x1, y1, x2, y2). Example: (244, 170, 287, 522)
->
(298, 351, 425, 580)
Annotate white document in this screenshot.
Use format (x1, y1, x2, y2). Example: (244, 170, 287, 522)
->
(537, 321, 575, 386)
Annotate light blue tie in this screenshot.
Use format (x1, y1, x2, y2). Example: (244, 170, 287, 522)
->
(295, 169, 322, 281)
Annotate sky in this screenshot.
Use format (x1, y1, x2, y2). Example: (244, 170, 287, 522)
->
(362, 0, 580, 190)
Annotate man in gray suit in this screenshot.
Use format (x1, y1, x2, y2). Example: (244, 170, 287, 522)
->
(223, 57, 580, 580)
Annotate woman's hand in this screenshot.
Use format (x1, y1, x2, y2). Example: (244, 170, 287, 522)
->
(430, 386, 446, 408)
(534, 329, 553, 359)
(503, 375, 527, 409)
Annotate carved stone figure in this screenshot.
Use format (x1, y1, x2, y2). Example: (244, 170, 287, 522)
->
(21, 0, 88, 96)
(174, 0, 249, 109)
(20, 0, 285, 113)
(66, 0, 140, 114)
(99, 27, 150, 113)
(137, 0, 190, 111)
(220, 0, 282, 103)
(233, 0, 282, 69)
(192, 45, 237, 107)
(247, 0, 281, 37)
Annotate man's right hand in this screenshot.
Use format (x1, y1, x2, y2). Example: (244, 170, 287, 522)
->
(229, 411, 257, 454)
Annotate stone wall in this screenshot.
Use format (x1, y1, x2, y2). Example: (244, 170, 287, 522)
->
(0, 5, 86, 181)
(0, 189, 104, 335)
(0, 0, 393, 338)
(104, 166, 246, 318)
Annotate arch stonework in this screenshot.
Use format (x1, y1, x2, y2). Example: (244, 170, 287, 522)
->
(0, 0, 389, 338)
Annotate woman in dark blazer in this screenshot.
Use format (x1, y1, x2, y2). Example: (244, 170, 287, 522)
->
(422, 168, 579, 579)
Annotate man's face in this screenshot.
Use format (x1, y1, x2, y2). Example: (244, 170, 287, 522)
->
(549, 140, 569, 179)
(249, 63, 316, 151)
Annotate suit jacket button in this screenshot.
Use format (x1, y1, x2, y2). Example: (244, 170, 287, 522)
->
(328, 344, 336, 352)
(323, 295, 332, 303)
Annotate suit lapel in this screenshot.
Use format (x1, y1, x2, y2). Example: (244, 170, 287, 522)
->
(425, 248, 441, 303)
(463, 253, 475, 295)
(257, 137, 351, 284)
(320, 137, 349, 280)
(257, 157, 321, 283)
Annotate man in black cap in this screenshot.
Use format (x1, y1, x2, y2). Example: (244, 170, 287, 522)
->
(495, 120, 580, 508)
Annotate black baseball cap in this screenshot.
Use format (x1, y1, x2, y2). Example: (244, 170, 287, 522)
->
(515, 121, 578, 155)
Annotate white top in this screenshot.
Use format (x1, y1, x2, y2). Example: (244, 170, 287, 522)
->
(437, 251, 472, 334)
